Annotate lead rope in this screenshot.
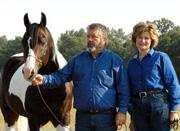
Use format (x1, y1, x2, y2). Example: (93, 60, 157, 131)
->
(170, 118, 180, 130)
(37, 85, 127, 131)
(103, 124, 127, 131)
(37, 85, 73, 131)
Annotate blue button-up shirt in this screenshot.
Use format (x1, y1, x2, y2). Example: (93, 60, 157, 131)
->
(42, 48, 130, 113)
(128, 48, 180, 111)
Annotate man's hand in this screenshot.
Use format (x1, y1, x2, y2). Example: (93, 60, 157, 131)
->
(115, 112, 126, 126)
(170, 112, 179, 128)
(32, 74, 43, 86)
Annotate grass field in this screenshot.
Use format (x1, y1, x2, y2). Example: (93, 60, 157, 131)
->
(0, 107, 180, 131)
(0, 108, 130, 131)
(0, 108, 77, 131)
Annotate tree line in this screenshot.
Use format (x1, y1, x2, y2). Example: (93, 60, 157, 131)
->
(0, 18, 180, 81)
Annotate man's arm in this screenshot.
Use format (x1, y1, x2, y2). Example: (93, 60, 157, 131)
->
(114, 59, 130, 125)
(32, 57, 74, 89)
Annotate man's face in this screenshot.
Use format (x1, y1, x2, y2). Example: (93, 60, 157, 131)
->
(86, 29, 105, 53)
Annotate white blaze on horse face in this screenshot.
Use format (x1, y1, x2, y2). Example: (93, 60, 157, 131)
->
(23, 38, 36, 81)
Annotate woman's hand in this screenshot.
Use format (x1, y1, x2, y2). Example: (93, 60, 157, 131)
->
(115, 112, 126, 126)
(170, 112, 179, 129)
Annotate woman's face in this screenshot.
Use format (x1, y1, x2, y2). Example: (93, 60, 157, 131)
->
(135, 32, 151, 52)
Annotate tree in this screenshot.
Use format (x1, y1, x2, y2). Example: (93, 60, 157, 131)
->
(57, 29, 86, 61)
(107, 28, 125, 56)
(0, 36, 23, 70)
(57, 27, 136, 66)
(0, 35, 8, 46)
(149, 18, 175, 35)
(107, 28, 136, 66)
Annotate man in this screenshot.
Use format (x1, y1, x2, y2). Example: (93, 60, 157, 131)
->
(32, 23, 130, 131)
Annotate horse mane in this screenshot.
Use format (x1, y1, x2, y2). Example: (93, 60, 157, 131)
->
(44, 27, 67, 70)
(43, 26, 67, 70)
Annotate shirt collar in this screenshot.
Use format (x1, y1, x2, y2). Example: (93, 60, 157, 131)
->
(148, 48, 154, 56)
(86, 48, 107, 58)
(100, 48, 107, 55)
(133, 48, 154, 59)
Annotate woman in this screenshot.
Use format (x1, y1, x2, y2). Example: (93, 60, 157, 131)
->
(128, 22, 180, 131)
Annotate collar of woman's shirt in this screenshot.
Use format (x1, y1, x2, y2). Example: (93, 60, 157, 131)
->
(133, 48, 154, 60)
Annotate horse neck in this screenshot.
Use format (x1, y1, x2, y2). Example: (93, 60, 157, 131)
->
(39, 47, 67, 74)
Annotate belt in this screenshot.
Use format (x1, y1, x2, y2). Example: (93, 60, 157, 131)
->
(132, 90, 165, 98)
(77, 108, 116, 114)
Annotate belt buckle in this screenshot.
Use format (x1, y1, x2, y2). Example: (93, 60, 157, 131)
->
(90, 109, 98, 114)
(139, 92, 147, 98)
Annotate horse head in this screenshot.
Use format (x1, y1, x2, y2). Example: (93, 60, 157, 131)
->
(22, 12, 55, 81)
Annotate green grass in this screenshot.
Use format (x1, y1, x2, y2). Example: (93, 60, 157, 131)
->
(0, 107, 180, 131)
(0, 108, 76, 131)
(0, 108, 129, 131)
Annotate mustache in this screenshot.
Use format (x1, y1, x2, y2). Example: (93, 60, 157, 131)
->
(87, 42, 95, 47)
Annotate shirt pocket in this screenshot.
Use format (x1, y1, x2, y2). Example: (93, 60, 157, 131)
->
(97, 70, 114, 88)
(145, 63, 161, 79)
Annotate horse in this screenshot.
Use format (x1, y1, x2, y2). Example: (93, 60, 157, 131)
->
(0, 12, 73, 131)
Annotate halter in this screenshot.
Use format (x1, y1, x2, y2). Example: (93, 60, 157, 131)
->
(26, 37, 43, 67)
(27, 54, 43, 66)
(170, 118, 180, 130)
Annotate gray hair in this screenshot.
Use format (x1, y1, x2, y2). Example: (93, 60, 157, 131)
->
(86, 23, 109, 40)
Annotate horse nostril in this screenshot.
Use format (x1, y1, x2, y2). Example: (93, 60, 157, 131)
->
(28, 69, 35, 80)
(22, 70, 24, 74)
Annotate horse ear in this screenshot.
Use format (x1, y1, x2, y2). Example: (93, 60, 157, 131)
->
(40, 12, 46, 27)
(24, 13, 31, 28)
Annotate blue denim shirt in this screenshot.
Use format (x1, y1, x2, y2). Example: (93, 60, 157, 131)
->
(128, 48, 180, 111)
(42, 48, 130, 114)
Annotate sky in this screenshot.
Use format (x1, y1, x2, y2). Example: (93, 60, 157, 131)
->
(0, 0, 180, 42)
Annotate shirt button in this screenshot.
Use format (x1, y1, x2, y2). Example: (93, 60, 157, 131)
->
(90, 99, 92, 101)
(91, 88, 93, 90)
(92, 78, 94, 81)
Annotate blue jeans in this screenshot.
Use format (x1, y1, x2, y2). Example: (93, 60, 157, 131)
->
(132, 91, 171, 131)
(75, 110, 117, 131)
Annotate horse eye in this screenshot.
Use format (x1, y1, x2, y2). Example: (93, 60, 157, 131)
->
(38, 39, 45, 46)
(41, 42, 45, 46)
